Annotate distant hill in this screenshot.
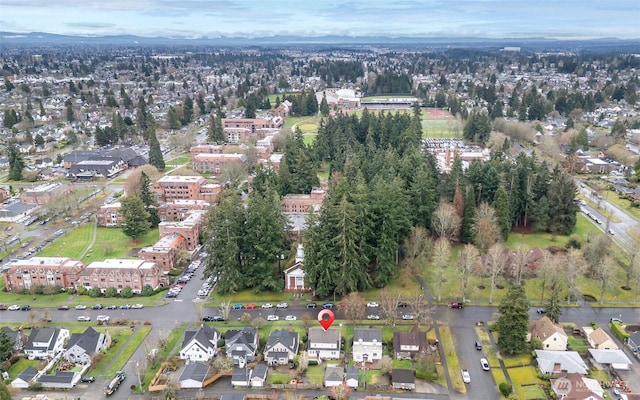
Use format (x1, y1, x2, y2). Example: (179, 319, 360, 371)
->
(1, 32, 639, 52)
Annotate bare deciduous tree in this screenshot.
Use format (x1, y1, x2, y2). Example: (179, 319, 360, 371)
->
(432, 202, 461, 242)
(457, 244, 479, 302)
(510, 244, 530, 285)
(485, 243, 507, 304)
(219, 301, 232, 321)
(404, 226, 432, 274)
(564, 249, 585, 304)
(432, 238, 451, 302)
(473, 202, 501, 253)
(597, 255, 617, 306)
(380, 288, 402, 327)
(407, 290, 433, 328)
(341, 291, 366, 326)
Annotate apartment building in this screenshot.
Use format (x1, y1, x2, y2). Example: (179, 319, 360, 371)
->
(96, 202, 123, 227)
(158, 210, 206, 251)
(19, 183, 70, 205)
(282, 188, 326, 214)
(4, 257, 85, 292)
(152, 175, 207, 202)
(191, 153, 246, 174)
(157, 199, 210, 222)
(138, 233, 186, 272)
(79, 259, 168, 293)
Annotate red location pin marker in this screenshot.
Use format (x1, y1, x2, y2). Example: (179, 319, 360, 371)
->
(317, 309, 335, 331)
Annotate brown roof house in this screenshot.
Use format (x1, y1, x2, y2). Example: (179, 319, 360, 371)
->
(393, 327, 428, 359)
(582, 327, 618, 350)
(528, 316, 568, 351)
(550, 373, 605, 400)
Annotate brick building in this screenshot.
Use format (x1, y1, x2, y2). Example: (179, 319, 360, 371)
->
(282, 188, 326, 214)
(4, 257, 85, 292)
(158, 200, 210, 222)
(138, 233, 186, 272)
(19, 183, 70, 205)
(152, 175, 206, 202)
(79, 259, 168, 294)
(191, 153, 246, 174)
(158, 210, 206, 251)
(96, 203, 123, 227)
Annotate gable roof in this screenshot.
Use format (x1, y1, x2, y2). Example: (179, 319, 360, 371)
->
(325, 365, 344, 381)
(25, 327, 60, 351)
(39, 371, 76, 384)
(588, 349, 632, 366)
(225, 327, 258, 350)
(588, 328, 613, 346)
(252, 364, 268, 380)
(16, 366, 38, 382)
(179, 362, 210, 383)
(66, 327, 102, 354)
(183, 324, 219, 350)
(265, 330, 299, 353)
(392, 369, 415, 384)
(308, 327, 341, 345)
(393, 328, 428, 351)
(535, 350, 588, 374)
(353, 328, 382, 343)
(345, 367, 359, 381)
(529, 316, 567, 341)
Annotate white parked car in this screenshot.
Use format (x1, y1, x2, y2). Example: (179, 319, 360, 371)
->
(267, 315, 279, 321)
(276, 302, 288, 309)
(8, 304, 20, 311)
(285, 315, 297, 321)
(77, 316, 91, 322)
(96, 315, 110, 322)
(461, 369, 471, 384)
(75, 304, 87, 310)
(261, 303, 273, 309)
(402, 314, 414, 320)
(131, 304, 144, 309)
(366, 302, 379, 308)
(367, 314, 380, 320)
(480, 358, 490, 371)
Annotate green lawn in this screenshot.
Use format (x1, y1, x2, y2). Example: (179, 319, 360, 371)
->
(8, 358, 43, 379)
(0, 276, 73, 306)
(305, 364, 324, 384)
(422, 119, 463, 137)
(502, 354, 531, 368)
(103, 326, 152, 378)
(85, 327, 136, 378)
(267, 371, 293, 384)
(439, 325, 466, 394)
(303, 133, 317, 146)
(507, 366, 546, 400)
(606, 191, 640, 220)
(166, 154, 192, 167)
(567, 336, 589, 353)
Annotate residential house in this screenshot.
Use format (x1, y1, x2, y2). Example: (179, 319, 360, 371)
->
(528, 316, 568, 351)
(24, 327, 70, 360)
(392, 369, 416, 391)
(551, 373, 605, 400)
(4, 257, 85, 292)
(324, 364, 344, 387)
(38, 371, 78, 389)
(352, 328, 383, 363)
(63, 327, 108, 365)
(11, 366, 38, 388)
(264, 329, 299, 366)
(535, 350, 588, 375)
(179, 362, 211, 389)
(393, 327, 428, 360)
(225, 327, 259, 364)
(588, 349, 632, 370)
(250, 364, 268, 387)
(1, 326, 27, 352)
(628, 331, 640, 351)
(308, 328, 341, 360)
(79, 259, 168, 293)
(231, 367, 251, 387)
(180, 324, 220, 362)
(583, 327, 618, 350)
(284, 242, 309, 292)
(345, 367, 359, 389)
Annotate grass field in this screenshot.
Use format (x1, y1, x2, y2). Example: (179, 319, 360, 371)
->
(103, 326, 152, 378)
(166, 154, 191, 167)
(607, 191, 640, 220)
(439, 325, 466, 393)
(422, 118, 463, 138)
(507, 366, 546, 399)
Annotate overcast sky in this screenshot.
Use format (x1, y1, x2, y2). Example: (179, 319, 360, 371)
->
(1, 0, 639, 39)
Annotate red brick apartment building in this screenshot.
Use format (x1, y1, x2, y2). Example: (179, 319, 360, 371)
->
(222, 117, 283, 143)
(191, 153, 246, 174)
(138, 233, 186, 272)
(158, 210, 206, 251)
(152, 175, 206, 202)
(4, 257, 85, 292)
(158, 200, 210, 222)
(79, 259, 168, 293)
(19, 183, 70, 205)
(282, 188, 326, 214)
(96, 202, 123, 227)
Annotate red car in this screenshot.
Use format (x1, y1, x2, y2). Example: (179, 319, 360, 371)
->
(0, 304, 7, 311)
(245, 303, 256, 309)
(448, 302, 464, 309)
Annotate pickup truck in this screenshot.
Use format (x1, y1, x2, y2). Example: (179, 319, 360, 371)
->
(104, 371, 125, 395)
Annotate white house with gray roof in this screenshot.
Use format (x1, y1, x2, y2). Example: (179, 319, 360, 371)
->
(24, 327, 69, 360)
(264, 329, 299, 365)
(308, 327, 341, 360)
(180, 324, 220, 362)
(352, 328, 383, 363)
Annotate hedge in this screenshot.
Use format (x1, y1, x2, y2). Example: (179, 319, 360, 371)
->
(609, 321, 629, 341)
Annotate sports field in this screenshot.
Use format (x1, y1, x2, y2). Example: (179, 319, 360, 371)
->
(421, 108, 463, 138)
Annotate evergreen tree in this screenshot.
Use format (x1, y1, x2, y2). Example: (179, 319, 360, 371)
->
(493, 186, 511, 241)
(65, 99, 74, 122)
(496, 284, 530, 355)
(120, 195, 151, 241)
(139, 171, 160, 227)
(408, 163, 437, 228)
(279, 128, 319, 195)
(182, 95, 194, 125)
(208, 113, 225, 144)
(460, 185, 476, 244)
(547, 169, 579, 235)
(545, 286, 562, 323)
(531, 196, 550, 232)
(8, 145, 24, 181)
(148, 128, 165, 171)
(167, 107, 182, 130)
(320, 93, 330, 116)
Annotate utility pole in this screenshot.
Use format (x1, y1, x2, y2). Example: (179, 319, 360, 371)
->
(135, 361, 142, 392)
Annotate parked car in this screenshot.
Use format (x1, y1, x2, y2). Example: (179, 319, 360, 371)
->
(245, 303, 256, 309)
(212, 316, 226, 322)
(77, 316, 91, 322)
(58, 305, 70, 310)
(397, 301, 409, 307)
(96, 315, 110, 322)
(267, 315, 279, 321)
(461, 369, 471, 384)
(91, 304, 103, 310)
(401, 314, 414, 320)
(232, 303, 244, 309)
(475, 341, 483, 350)
(8, 304, 20, 311)
(0, 304, 7, 311)
(202, 316, 216, 322)
(480, 358, 490, 371)
(276, 302, 288, 309)
(261, 303, 273, 309)
(366, 302, 379, 308)
(322, 303, 334, 309)
(21, 305, 31, 311)
(306, 302, 317, 308)
(367, 314, 380, 320)
(75, 304, 87, 310)
(536, 308, 546, 314)
(131, 304, 144, 309)
(448, 302, 464, 309)
(120, 304, 131, 309)
(285, 315, 297, 321)
(608, 229, 615, 235)
(80, 376, 95, 383)
(106, 305, 117, 310)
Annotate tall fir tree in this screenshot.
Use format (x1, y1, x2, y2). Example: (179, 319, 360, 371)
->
(460, 185, 476, 244)
(148, 128, 165, 171)
(120, 195, 151, 241)
(547, 169, 579, 235)
(139, 171, 160, 227)
(496, 285, 530, 355)
(493, 186, 511, 241)
(8, 145, 24, 181)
